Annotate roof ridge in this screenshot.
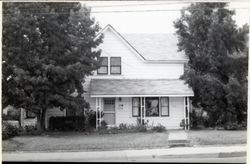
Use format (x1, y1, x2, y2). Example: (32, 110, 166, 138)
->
(92, 78, 185, 81)
(122, 33, 176, 34)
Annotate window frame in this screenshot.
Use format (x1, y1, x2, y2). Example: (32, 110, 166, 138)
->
(97, 57, 108, 75)
(145, 97, 160, 117)
(132, 97, 140, 117)
(160, 97, 170, 117)
(110, 57, 121, 75)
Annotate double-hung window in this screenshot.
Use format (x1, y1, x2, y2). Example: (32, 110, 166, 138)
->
(97, 57, 108, 75)
(145, 97, 159, 116)
(110, 57, 121, 74)
(132, 97, 140, 117)
(160, 97, 169, 116)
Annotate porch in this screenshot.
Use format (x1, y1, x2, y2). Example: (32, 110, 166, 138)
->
(90, 79, 194, 130)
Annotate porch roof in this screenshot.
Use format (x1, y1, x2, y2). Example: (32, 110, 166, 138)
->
(90, 79, 194, 97)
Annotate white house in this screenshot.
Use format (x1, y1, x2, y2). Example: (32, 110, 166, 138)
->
(45, 24, 193, 130)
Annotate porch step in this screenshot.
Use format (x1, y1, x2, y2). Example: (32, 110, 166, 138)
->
(168, 131, 191, 147)
(168, 140, 191, 147)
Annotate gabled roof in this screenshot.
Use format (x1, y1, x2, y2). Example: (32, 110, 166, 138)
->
(90, 79, 194, 97)
(96, 24, 188, 63)
(123, 33, 187, 61)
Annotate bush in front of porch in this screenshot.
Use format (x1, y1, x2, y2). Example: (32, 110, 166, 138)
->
(83, 110, 167, 134)
(97, 121, 167, 134)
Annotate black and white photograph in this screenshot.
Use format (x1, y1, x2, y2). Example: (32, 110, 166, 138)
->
(1, 0, 249, 163)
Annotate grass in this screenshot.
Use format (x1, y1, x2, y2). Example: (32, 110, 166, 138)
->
(2, 132, 169, 152)
(187, 130, 247, 145)
(2, 130, 247, 152)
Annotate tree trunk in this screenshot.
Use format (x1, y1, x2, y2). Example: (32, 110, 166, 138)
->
(36, 113, 42, 131)
(36, 109, 46, 131)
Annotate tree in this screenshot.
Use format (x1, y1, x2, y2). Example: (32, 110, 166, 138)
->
(2, 2, 103, 130)
(174, 3, 248, 128)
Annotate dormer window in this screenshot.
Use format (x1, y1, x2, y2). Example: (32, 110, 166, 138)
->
(97, 57, 108, 75)
(110, 57, 121, 75)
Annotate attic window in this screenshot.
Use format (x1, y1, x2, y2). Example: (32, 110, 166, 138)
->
(110, 57, 121, 75)
(97, 57, 108, 75)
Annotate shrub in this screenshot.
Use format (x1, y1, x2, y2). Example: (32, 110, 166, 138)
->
(97, 120, 109, 134)
(108, 126, 120, 134)
(180, 119, 185, 129)
(96, 121, 166, 134)
(2, 114, 19, 121)
(152, 124, 166, 132)
(2, 122, 19, 140)
(239, 121, 247, 130)
(18, 125, 41, 135)
(136, 124, 147, 132)
(100, 120, 108, 129)
(84, 110, 105, 131)
(190, 108, 210, 129)
(84, 109, 96, 129)
(119, 123, 128, 130)
(25, 125, 37, 132)
(223, 121, 247, 130)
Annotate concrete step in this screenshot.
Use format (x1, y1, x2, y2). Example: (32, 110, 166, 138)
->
(168, 140, 191, 147)
(168, 131, 190, 147)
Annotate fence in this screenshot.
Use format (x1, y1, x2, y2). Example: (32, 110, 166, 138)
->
(49, 116, 85, 131)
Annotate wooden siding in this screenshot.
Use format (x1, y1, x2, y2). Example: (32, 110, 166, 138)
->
(115, 97, 137, 125)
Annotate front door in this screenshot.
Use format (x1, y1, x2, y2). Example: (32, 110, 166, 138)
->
(103, 98, 116, 125)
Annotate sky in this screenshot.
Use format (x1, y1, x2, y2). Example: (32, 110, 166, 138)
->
(81, 1, 250, 33)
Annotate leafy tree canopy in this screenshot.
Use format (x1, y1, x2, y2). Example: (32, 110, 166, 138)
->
(2, 2, 103, 130)
(174, 3, 248, 128)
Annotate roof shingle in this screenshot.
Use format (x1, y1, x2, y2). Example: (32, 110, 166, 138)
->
(90, 79, 193, 97)
(122, 33, 187, 61)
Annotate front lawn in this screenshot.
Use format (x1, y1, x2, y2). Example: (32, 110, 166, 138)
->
(2, 132, 169, 152)
(2, 130, 247, 152)
(187, 130, 247, 145)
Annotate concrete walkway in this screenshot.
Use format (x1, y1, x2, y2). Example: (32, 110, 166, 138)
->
(2, 144, 246, 162)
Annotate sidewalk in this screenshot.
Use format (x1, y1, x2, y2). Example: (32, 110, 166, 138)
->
(2, 144, 246, 162)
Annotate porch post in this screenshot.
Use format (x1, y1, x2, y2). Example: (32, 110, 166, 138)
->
(96, 98, 98, 129)
(95, 97, 102, 129)
(144, 97, 146, 122)
(99, 98, 102, 128)
(183, 97, 186, 130)
(140, 97, 142, 125)
(187, 97, 190, 130)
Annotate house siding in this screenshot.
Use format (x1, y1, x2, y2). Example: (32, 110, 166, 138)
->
(91, 28, 184, 79)
(115, 97, 137, 125)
